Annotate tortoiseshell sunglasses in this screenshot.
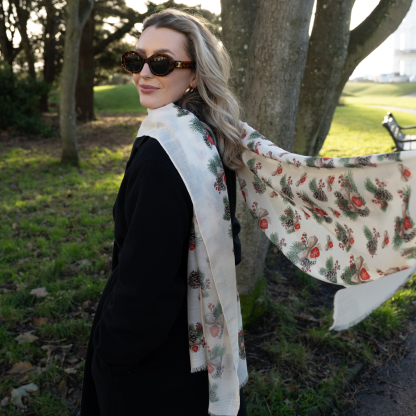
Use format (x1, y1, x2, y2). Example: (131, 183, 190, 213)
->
(121, 51, 196, 76)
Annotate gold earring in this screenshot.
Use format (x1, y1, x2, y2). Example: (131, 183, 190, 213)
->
(184, 86, 195, 95)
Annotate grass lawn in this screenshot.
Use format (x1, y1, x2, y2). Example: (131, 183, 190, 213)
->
(0, 87, 415, 414)
(342, 81, 416, 109)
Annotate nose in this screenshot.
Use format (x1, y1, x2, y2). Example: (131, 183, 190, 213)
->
(140, 62, 153, 78)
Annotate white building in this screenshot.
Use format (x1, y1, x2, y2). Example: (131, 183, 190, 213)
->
(393, 2, 416, 77)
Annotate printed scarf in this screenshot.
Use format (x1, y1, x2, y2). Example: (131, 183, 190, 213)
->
(137, 102, 416, 416)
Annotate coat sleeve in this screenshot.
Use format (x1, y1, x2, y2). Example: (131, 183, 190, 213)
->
(93, 159, 192, 373)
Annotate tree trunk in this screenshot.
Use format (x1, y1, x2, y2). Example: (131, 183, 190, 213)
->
(0, 1, 11, 63)
(292, 0, 354, 156)
(297, 0, 412, 157)
(220, 0, 258, 99)
(75, 8, 95, 121)
(60, 0, 94, 166)
(41, 0, 57, 112)
(222, 0, 314, 328)
(13, 0, 36, 78)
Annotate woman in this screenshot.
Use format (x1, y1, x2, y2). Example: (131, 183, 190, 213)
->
(81, 7, 416, 416)
(81, 8, 248, 416)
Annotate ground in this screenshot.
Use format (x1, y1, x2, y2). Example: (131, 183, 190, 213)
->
(1, 83, 416, 415)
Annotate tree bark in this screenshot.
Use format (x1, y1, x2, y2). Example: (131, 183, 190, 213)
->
(292, 0, 354, 156)
(0, 0, 11, 63)
(40, 0, 57, 111)
(222, 0, 314, 327)
(221, 0, 258, 99)
(13, 0, 36, 78)
(300, 0, 412, 157)
(60, 0, 94, 166)
(75, 8, 95, 121)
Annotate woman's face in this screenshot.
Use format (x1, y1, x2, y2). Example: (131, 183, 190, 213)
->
(133, 26, 197, 109)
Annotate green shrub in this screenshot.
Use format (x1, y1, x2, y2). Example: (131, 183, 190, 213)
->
(0, 63, 53, 136)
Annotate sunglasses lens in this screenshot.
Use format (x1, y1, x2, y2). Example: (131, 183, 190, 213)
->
(150, 56, 171, 75)
(124, 53, 144, 73)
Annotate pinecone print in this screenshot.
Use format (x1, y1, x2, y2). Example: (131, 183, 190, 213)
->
(324, 159, 335, 168)
(216, 177, 226, 192)
(209, 387, 218, 402)
(313, 187, 327, 202)
(405, 229, 416, 243)
(384, 153, 396, 160)
(366, 238, 378, 256)
(358, 156, 372, 166)
(212, 365, 222, 379)
(358, 207, 370, 217)
(253, 181, 266, 194)
(324, 269, 337, 283)
(188, 330, 198, 344)
(341, 234, 349, 246)
(334, 191, 345, 201)
(285, 218, 294, 228)
(189, 225, 196, 249)
(300, 258, 316, 270)
(224, 203, 231, 219)
(281, 185, 294, 200)
(323, 216, 333, 224)
(374, 187, 393, 202)
(188, 270, 201, 289)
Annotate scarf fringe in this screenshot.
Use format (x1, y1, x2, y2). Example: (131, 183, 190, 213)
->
(191, 364, 207, 373)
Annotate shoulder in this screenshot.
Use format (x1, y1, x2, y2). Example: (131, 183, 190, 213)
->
(129, 135, 178, 174)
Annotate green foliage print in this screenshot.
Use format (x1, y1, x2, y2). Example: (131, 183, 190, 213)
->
(188, 322, 205, 352)
(376, 152, 402, 162)
(189, 222, 203, 251)
(269, 231, 287, 253)
(334, 222, 354, 252)
(364, 177, 393, 212)
(338, 157, 363, 169)
(190, 116, 215, 149)
(188, 268, 210, 297)
(318, 256, 340, 284)
(279, 206, 301, 234)
(362, 226, 379, 258)
(401, 247, 416, 260)
(393, 186, 416, 250)
(207, 344, 227, 379)
(173, 104, 191, 117)
(296, 190, 332, 224)
(209, 381, 219, 403)
(279, 174, 296, 206)
(333, 171, 369, 221)
(340, 261, 358, 286)
(208, 154, 226, 194)
(309, 178, 328, 202)
(305, 157, 319, 168)
(286, 233, 317, 273)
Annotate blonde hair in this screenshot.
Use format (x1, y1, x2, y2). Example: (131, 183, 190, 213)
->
(142, 8, 244, 170)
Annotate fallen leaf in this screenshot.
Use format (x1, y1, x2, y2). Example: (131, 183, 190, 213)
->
(64, 368, 77, 374)
(32, 317, 49, 326)
(57, 378, 67, 397)
(7, 361, 34, 375)
(0, 397, 9, 407)
(12, 223, 19, 229)
(41, 345, 58, 358)
(11, 383, 38, 409)
(79, 259, 91, 266)
(15, 332, 39, 344)
(287, 384, 299, 392)
(65, 191, 73, 198)
(82, 300, 92, 309)
(26, 243, 33, 250)
(17, 258, 29, 265)
(30, 287, 49, 298)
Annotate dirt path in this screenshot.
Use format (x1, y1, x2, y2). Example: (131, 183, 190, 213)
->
(343, 323, 416, 416)
(371, 105, 416, 118)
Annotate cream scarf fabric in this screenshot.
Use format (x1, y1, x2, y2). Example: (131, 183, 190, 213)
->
(137, 102, 416, 416)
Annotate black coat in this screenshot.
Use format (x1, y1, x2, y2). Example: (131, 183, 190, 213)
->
(80, 135, 246, 415)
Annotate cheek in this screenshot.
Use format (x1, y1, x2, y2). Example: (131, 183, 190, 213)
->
(163, 71, 192, 98)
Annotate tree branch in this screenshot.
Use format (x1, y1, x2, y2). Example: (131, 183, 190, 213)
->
(342, 0, 412, 84)
(93, 20, 135, 55)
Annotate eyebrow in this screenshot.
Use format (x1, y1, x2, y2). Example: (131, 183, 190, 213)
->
(135, 48, 176, 57)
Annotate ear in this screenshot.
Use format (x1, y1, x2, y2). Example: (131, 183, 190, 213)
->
(190, 71, 197, 89)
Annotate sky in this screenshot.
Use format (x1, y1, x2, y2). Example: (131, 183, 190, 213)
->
(125, 0, 396, 78)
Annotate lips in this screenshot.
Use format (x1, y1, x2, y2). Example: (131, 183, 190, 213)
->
(140, 84, 160, 93)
